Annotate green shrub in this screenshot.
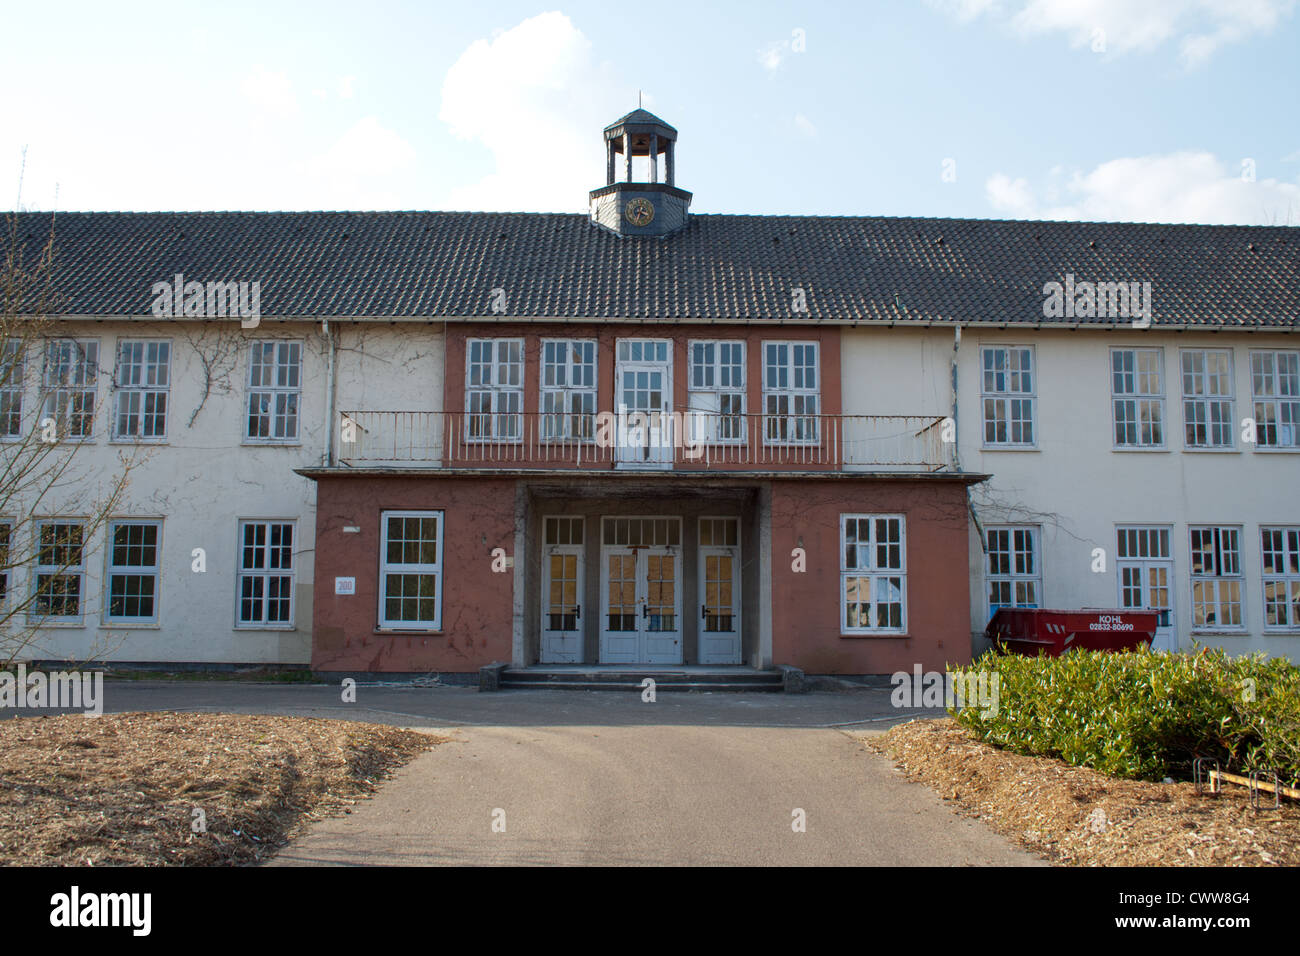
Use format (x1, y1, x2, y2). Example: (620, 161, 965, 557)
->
(949, 648, 1300, 786)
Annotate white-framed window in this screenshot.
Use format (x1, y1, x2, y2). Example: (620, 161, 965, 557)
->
(1190, 525, 1243, 630)
(540, 339, 596, 441)
(245, 341, 302, 442)
(31, 519, 86, 622)
(236, 520, 295, 627)
(763, 341, 818, 445)
(466, 338, 523, 441)
(1250, 350, 1299, 449)
(105, 520, 161, 624)
(1261, 526, 1300, 630)
(113, 340, 170, 441)
(1, 340, 24, 440)
(981, 346, 1035, 446)
(985, 525, 1040, 615)
(42, 339, 99, 440)
(1181, 349, 1234, 449)
(840, 514, 905, 633)
(688, 340, 746, 444)
(1111, 347, 1164, 447)
(379, 510, 443, 630)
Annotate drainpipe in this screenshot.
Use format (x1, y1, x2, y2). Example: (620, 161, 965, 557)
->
(950, 324, 961, 471)
(323, 318, 337, 466)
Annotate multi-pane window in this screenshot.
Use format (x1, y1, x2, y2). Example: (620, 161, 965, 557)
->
(245, 342, 301, 442)
(379, 511, 443, 629)
(113, 340, 170, 441)
(42, 339, 99, 439)
(466, 339, 523, 441)
(1261, 527, 1300, 630)
(1251, 350, 1299, 448)
(688, 341, 746, 443)
(32, 520, 86, 621)
(1190, 525, 1243, 630)
(986, 526, 1040, 614)
(1, 340, 23, 439)
(1181, 350, 1234, 449)
(1112, 348, 1164, 447)
(540, 340, 596, 441)
(106, 520, 161, 624)
(237, 520, 295, 626)
(841, 514, 905, 633)
(981, 347, 1035, 445)
(763, 342, 818, 444)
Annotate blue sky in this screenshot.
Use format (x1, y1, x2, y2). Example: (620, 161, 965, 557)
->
(5, 0, 1298, 224)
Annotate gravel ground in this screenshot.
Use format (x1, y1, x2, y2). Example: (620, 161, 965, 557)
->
(0, 712, 439, 865)
(867, 718, 1300, 866)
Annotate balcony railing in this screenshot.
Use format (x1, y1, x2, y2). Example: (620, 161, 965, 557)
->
(336, 410, 953, 471)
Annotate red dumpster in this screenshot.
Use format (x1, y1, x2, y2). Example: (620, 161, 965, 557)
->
(985, 607, 1159, 657)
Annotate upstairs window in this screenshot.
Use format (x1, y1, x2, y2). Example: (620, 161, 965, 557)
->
(981, 346, 1035, 446)
(763, 341, 818, 445)
(1251, 350, 1299, 448)
(688, 340, 746, 443)
(1181, 349, 1234, 449)
(1112, 348, 1164, 448)
(540, 339, 596, 441)
(113, 340, 171, 441)
(1, 340, 24, 440)
(42, 339, 99, 440)
(466, 339, 523, 441)
(246, 341, 301, 442)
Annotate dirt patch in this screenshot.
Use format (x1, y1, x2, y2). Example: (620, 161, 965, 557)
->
(0, 712, 442, 866)
(866, 718, 1300, 866)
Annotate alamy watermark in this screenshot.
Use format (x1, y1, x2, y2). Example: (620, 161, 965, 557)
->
(150, 273, 261, 328)
(1042, 273, 1152, 328)
(890, 665, 999, 718)
(0, 663, 103, 716)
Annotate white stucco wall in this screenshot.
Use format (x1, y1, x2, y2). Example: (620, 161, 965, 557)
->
(842, 325, 1300, 664)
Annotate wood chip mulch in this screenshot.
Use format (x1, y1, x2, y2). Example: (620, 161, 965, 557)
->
(865, 718, 1300, 866)
(0, 712, 441, 866)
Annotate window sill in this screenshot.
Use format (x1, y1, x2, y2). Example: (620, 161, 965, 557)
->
(99, 622, 161, 629)
(241, 441, 304, 448)
(234, 626, 298, 632)
(108, 439, 169, 446)
(840, 631, 909, 639)
(1251, 446, 1300, 454)
(1182, 446, 1240, 453)
(1190, 629, 1248, 636)
(1111, 446, 1170, 453)
(980, 444, 1039, 452)
(375, 628, 444, 636)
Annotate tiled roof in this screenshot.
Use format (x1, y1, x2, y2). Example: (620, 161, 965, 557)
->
(6, 210, 1298, 327)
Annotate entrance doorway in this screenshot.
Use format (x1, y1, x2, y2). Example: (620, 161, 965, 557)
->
(599, 517, 682, 663)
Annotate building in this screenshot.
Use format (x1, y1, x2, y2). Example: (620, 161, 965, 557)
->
(4, 108, 1298, 677)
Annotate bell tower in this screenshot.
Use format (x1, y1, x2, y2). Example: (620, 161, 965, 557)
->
(589, 108, 692, 237)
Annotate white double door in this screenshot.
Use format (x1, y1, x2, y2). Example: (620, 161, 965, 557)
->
(600, 545, 682, 664)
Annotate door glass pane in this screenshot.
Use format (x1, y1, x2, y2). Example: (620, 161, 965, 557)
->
(704, 554, 735, 633)
(607, 554, 636, 631)
(645, 554, 676, 632)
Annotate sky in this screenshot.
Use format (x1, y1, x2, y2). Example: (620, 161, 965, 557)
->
(4, 0, 1299, 225)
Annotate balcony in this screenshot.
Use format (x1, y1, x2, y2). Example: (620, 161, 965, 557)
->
(335, 410, 953, 472)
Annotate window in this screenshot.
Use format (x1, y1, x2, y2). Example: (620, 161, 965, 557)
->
(379, 511, 443, 629)
(42, 339, 99, 439)
(540, 339, 596, 441)
(237, 521, 295, 626)
(1181, 350, 1234, 449)
(986, 525, 1040, 614)
(245, 342, 301, 442)
(0, 521, 10, 602)
(688, 340, 746, 443)
(466, 339, 522, 441)
(106, 520, 161, 624)
(1261, 527, 1300, 630)
(840, 515, 905, 633)
(981, 347, 1035, 445)
(763, 341, 819, 445)
(32, 520, 86, 621)
(113, 340, 170, 441)
(1, 340, 23, 439)
(1190, 525, 1243, 630)
(1111, 348, 1164, 447)
(1251, 350, 1299, 449)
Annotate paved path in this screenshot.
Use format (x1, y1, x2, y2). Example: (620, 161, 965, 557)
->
(269, 723, 1041, 866)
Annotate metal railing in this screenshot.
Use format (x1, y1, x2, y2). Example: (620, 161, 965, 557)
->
(336, 410, 952, 471)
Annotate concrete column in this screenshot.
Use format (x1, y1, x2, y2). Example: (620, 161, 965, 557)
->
(757, 483, 773, 669)
(649, 133, 658, 183)
(624, 132, 633, 182)
(512, 481, 527, 666)
(665, 141, 675, 186)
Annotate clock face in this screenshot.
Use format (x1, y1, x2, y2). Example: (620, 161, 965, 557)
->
(624, 197, 655, 227)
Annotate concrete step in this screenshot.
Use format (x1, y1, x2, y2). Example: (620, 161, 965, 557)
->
(499, 667, 785, 692)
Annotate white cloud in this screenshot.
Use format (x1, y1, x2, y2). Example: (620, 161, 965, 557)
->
(240, 66, 297, 116)
(929, 0, 1295, 66)
(757, 41, 787, 71)
(438, 12, 634, 212)
(985, 151, 1300, 225)
(794, 113, 817, 137)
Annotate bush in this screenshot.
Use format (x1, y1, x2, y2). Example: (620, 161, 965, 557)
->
(949, 648, 1300, 786)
